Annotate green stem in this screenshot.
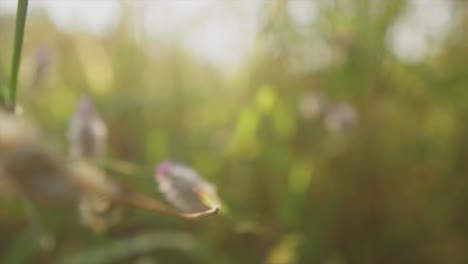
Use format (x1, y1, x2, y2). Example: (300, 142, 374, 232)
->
(9, 0, 28, 112)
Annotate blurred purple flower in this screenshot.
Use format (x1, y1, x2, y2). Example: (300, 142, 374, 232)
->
(155, 161, 220, 213)
(68, 96, 107, 161)
(324, 103, 358, 134)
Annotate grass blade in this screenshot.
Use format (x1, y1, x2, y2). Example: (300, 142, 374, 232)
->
(8, 0, 29, 111)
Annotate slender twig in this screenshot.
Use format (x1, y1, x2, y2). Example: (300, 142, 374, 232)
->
(179, 207, 219, 219)
(9, 0, 29, 112)
(114, 189, 219, 220)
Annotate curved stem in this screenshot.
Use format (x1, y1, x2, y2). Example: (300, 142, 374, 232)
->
(114, 188, 219, 220)
(179, 207, 219, 219)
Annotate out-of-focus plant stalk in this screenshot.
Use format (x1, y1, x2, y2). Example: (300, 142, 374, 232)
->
(1, 108, 218, 221)
(112, 188, 219, 220)
(8, 0, 28, 111)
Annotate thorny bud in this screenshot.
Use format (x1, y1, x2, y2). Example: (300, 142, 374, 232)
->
(155, 161, 221, 213)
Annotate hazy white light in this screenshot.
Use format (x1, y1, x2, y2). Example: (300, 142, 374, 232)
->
(0, 0, 266, 71)
(139, 0, 261, 69)
(386, 0, 453, 64)
(387, 22, 429, 64)
(0, 0, 46, 14)
(0, 0, 16, 14)
(287, 0, 319, 29)
(0, 0, 121, 36)
(41, 0, 121, 37)
(410, 0, 452, 38)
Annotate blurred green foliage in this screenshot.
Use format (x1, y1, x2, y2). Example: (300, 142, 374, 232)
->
(1, 0, 468, 263)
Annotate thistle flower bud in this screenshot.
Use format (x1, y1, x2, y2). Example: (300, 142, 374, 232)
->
(155, 161, 220, 213)
(68, 96, 107, 161)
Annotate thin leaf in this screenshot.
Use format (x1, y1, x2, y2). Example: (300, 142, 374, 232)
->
(8, 0, 29, 111)
(60, 231, 204, 264)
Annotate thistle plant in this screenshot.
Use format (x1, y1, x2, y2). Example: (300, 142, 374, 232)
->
(0, 0, 219, 222)
(0, 112, 219, 220)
